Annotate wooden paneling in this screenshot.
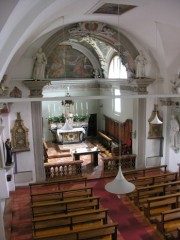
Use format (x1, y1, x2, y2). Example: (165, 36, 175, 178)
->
(104, 116, 132, 145)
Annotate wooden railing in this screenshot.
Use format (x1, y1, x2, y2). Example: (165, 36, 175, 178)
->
(44, 160, 83, 180)
(98, 131, 112, 152)
(102, 154, 136, 173)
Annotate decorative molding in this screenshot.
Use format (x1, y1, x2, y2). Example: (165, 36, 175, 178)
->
(120, 78, 155, 94)
(23, 80, 51, 97)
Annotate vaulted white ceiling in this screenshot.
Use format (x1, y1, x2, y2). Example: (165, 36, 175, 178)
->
(0, 0, 180, 95)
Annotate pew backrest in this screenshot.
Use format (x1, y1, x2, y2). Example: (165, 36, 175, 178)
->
(156, 208, 180, 234)
(133, 180, 180, 206)
(143, 192, 180, 219)
(32, 208, 109, 236)
(29, 176, 87, 194)
(31, 196, 100, 217)
(30, 186, 93, 204)
(32, 222, 118, 240)
(131, 172, 178, 188)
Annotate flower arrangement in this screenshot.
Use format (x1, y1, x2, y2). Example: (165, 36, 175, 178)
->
(48, 113, 90, 124)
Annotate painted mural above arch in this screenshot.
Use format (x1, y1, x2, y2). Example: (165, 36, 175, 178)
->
(47, 45, 94, 78)
(43, 21, 139, 78)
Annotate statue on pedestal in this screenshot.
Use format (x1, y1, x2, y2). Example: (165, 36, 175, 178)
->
(32, 48, 47, 80)
(5, 138, 12, 166)
(170, 115, 180, 151)
(135, 50, 147, 78)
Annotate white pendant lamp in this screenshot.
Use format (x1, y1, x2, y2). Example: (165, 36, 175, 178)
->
(150, 112, 163, 124)
(149, 104, 163, 125)
(105, 165, 135, 194)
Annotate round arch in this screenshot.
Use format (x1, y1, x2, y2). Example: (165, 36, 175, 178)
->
(42, 21, 139, 76)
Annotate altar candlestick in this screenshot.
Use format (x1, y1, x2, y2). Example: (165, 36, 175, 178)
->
(48, 104, 50, 117)
(81, 102, 83, 114)
(75, 103, 78, 113)
(86, 102, 88, 113)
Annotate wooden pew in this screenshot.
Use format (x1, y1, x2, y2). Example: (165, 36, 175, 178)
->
(32, 222, 118, 240)
(130, 171, 178, 188)
(155, 208, 180, 237)
(169, 226, 180, 240)
(31, 196, 100, 217)
(143, 192, 180, 221)
(128, 172, 178, 200)
(132, 180, 180, 207)
(124, 164, 168, 178)
(30, 186, 93, 204)
(32, 208, 109, 237)
(29, 176, 87, 194)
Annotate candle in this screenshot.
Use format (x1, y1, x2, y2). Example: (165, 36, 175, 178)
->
(81, 102, 83, 114)
(48, 104, 50, 117)
(76, 103, 78, 112)
(86, 102, 88, 110)
(54, 104, 56, 114)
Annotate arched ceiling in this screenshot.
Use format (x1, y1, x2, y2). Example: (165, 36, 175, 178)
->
(0, 0, 180, 95)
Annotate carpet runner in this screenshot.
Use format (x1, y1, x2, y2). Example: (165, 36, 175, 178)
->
(89, 179, 164, 240)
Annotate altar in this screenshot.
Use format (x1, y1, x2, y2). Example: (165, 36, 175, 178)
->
(55, 127, 86, 144)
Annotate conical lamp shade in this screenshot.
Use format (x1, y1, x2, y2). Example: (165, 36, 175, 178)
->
(150, 112, 163, 124)
(105, 165, 135, 194)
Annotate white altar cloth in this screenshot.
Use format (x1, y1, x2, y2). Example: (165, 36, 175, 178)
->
(57, 127, 86, 135)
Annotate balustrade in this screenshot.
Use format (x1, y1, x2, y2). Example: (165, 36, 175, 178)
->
(44, 160, 83, 180)
(102, 154, 136, 173)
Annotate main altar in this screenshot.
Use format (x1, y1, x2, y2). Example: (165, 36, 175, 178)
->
(49, 87, 89, 144)
(49, 114, 89, 144)
(56, 127, 86, 144)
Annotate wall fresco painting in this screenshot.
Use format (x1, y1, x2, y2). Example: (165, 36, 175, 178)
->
(47, 45, 94, 78)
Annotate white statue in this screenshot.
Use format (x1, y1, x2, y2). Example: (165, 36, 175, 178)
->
(135, 50, 147, 78)
(32, 48, 47, 80)
(170, 115, 179, 149)
(0, 74, 8, 96)
(93, 69, 100, 78)
(170, 73, 180, 93)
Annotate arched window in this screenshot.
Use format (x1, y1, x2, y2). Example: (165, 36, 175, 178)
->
(109, 55, 127, 115)
(108, 55, 127, 79)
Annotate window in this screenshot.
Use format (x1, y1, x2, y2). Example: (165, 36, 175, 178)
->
(108, 55, 127, 79)
(108, 55, 125, 115)
(114, 88, 121, 114)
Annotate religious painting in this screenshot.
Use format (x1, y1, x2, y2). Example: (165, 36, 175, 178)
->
(47, 45, 94, 78)
(93, 3, 137, 15)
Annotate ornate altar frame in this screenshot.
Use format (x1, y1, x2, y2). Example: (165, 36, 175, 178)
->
(11, 112, 30, 152)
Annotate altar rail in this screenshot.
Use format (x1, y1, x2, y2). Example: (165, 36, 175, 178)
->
(44, 160, 83, 180)
(102, 154, 136, 173)
(98, 131, 112, 152)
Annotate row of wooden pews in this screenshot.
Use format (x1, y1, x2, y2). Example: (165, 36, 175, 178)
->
(29, 176, 118, 240)
(126, 164, 180, 240)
